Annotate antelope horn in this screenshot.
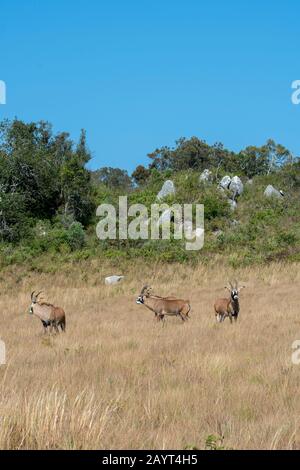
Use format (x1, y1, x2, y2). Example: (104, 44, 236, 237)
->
(235, 279, 239, 289)
(229, 281, 233, 289)
(141, 285, 149, 295)
(36, 291, 43, 298)
(31, 291, 35, 300)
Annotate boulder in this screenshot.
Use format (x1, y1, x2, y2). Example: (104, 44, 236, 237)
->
(105, 275, 124, 286)
(228, 199, 237, 211)
(231, 219, 240, 227)
(229, 176, 244, 199)
(199, 169, 213, 183)
(219, 175, 232, 190)
(264, 185, 284, 199)
(157, 180, 176, 200)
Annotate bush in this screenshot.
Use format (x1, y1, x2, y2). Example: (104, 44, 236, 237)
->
(67, 222, 86, 251)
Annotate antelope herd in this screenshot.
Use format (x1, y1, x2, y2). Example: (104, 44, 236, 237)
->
(28, 281, 245, 334)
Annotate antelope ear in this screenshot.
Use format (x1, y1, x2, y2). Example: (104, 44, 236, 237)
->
(238, 286, 246, 291)
(224, 286, 230, 291)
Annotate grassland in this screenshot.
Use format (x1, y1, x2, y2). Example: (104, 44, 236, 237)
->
(0, 261, 300, 449)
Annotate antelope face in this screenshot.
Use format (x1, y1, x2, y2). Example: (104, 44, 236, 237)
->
(225, 282, 245, 301)
(29, 291, 42, 314)
(136, 285, 152, 305)
(136, 295, 144, 305)
(231, 289, 239, 301)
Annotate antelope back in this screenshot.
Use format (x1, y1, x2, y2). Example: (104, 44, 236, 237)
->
(147, 297, 188, 314)
(214, 298, 231, 314)
(32, 303, 55, 322)
(53, 306, 65, 321)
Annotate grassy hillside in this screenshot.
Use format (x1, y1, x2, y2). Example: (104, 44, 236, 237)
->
(1, 163, 299, 270)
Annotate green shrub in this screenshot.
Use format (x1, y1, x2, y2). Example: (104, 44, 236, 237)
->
(67, 222, 86, 251)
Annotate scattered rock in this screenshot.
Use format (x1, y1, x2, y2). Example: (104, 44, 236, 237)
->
(246, 179, 253, 186)
(231, 219, 240, 227)
(199, 169, 213, 183)
(228, 199, 237, 211)
(157, 180, 176, 200)
(229, 176, 244, 199)
(105, 276, 124, 286)
(219, 175, 243, 205)
(264, 185, 284, 199)
(219, 176, 232, 190)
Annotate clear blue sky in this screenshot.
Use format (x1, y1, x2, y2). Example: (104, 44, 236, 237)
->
(1, 0, 299, 173)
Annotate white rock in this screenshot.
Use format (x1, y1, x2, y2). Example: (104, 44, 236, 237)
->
(157, 180, 176, 200)
(228, 199, 237, 211)
(264, 185, 284, 199)
(219, 176, 232, 190)
(105, 276, 124, 286)
(229, 176, 244, 199)
(231, 219, 240, 227)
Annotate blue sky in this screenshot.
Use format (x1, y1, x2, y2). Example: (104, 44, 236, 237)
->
(1, 0, 299, 173)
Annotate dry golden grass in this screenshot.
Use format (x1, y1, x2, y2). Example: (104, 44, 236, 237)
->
(0, 261, 300, 449)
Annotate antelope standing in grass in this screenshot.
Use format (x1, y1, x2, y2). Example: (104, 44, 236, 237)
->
(214, 281, 245, 323)
(29, 291, 66, 334)
(136, 286, 191, 323)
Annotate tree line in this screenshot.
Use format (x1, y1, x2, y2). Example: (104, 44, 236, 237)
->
(0, 118, 297, 243)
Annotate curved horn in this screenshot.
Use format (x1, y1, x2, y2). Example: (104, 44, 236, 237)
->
(229, 281, 233, 289)
(31, 291, 35, 300)
(141, 285, 149, 295)
(235, 279, 239, 289)
(36, 291, 43, 298)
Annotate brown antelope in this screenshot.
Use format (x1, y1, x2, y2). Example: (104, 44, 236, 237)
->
(29, 291, 66, 334)
(136, 286, 191, 323)
(214, 281, 245, 323)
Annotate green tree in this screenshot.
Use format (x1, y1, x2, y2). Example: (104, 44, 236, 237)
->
(92, 167, 132, 190)
(132, 165, 150, 186)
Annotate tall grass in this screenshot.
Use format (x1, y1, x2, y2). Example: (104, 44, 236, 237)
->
(0, 262, 299, 449)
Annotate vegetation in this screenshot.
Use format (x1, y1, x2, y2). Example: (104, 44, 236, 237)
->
(0, 262, 299, 449)
(0, 119, 299, 270)
(0, 120, 299, 450)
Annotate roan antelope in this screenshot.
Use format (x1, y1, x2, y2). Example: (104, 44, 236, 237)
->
(29, 291, 66, 334)
(214, 281, 245, 323)
(136, 285, 191, 323)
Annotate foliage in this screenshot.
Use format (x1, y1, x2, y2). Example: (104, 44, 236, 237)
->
(144, 136, 294, 178)
(0, 118, 299, 269)
(205, 434, 228, 450)
(92, 167, 132, 190)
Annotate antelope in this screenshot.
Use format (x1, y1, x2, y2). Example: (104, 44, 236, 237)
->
(136, 286, 191, 323)
(214, 281, 245, 323)
(29, 291, 66, 334)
